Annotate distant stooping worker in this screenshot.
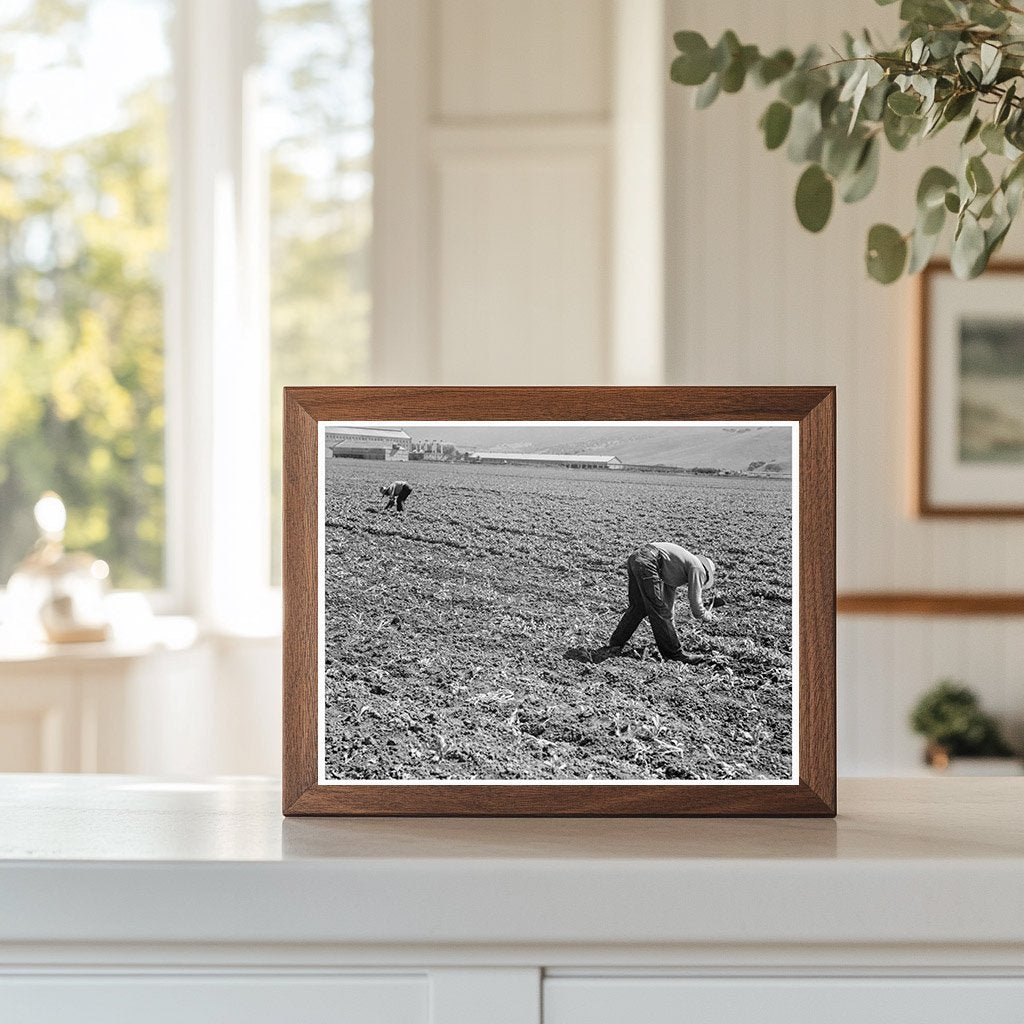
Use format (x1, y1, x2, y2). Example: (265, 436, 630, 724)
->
(607, 542, 717, 661)
(380, 479, 413, 513)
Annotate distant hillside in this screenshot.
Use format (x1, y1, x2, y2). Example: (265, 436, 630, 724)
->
(403, 424, 793, 473)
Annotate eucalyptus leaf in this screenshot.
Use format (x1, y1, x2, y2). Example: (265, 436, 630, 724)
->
(921, 201, 946, 235)
(884, 106, 919, 150)
(842, 137, 881, 202)
(760, 101, 793, 150)
(754, 49, 795, 87)
(795, 164, 834, 232)
(970, 2, 1009, 30)
(888, 91, 921, 115)
(904, 1, 959, 28)
(671, 35, 714, 94)
(694, 74, 721, 109)
(980, 42, 1002, 85)
(986, 213, 1012, 260)
(996, 83, 1017, 125)
(1006, 175, 1024, 218)
(671, 52, 711, 87)
(1003, 157, 1024, 216)
(962, 115, 983, 145)
(942, 92, 974, 122)
(820, 86, 841, 125)
(787, 101, 824, 162)
(721, 45, 758, 93)
(981, 122, 1005, 155)
(861, 80, 892, 122)
(823, 128, 864, 178)
(779, 74, 807, 106)
(980, 41, 1002, 86)
(951, 212, 986, 278)
(967, 154, 995, 196)
(922, 103, 946, 137)
(711, 31, 740, 73)
(913, 75, 936, 111)
(917, 166, 957, 209)
(908, 221, 942, 273)
(927, 30, 963, 60)
(866, 223, 907, 283)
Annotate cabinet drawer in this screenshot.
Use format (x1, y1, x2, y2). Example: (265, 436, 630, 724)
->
(0, 973, 428, 1024)
(544, 977, 1024, 1024)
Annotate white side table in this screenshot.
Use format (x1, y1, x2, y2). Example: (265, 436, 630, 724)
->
(0, 619, 206, 772)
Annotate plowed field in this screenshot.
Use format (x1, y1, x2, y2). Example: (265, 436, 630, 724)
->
(322, 460, 794, 781)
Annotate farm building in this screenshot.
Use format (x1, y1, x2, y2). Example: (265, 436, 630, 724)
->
(468, 452, 623, 470)
(326, 426, 411, 461)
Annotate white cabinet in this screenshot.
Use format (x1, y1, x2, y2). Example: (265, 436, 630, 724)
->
(1, 777, 1022, 1023)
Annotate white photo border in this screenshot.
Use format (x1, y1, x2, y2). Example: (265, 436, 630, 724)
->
(317, 420, 800, 786)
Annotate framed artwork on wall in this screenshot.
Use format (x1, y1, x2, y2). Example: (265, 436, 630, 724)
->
(282, 387, 836, 816)
(918, 261, 1024, 516)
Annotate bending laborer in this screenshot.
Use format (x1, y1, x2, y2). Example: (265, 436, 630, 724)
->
(607, 542, 716, 661)
(380, 479, 413, 512)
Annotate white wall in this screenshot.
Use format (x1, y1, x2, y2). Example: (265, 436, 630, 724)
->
(373, 0, 665, 386)
(163, 0, 1023, 781)
(664, 0, 1024, 771)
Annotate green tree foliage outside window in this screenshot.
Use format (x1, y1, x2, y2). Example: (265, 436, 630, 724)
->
(0, 0, 373, 592)
(262, 0, 372, 583)
(0, 0, 170, 588)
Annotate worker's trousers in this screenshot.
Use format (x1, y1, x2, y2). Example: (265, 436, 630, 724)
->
(608, 544, 683, 659)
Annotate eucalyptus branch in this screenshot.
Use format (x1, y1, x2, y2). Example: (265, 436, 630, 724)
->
(670, 0, 1024, 283)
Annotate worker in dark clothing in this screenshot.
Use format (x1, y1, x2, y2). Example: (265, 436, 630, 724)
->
(607, 542, 717, 661)
(380, 480, 413, 512)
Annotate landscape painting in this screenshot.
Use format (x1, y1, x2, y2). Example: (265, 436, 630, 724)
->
(959, 316, 1024, 463)
(318, 421, 798, 785)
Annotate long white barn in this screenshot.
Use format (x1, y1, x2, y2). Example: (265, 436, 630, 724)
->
(326, 426, 411, 461)
(468, 452, 622, 470)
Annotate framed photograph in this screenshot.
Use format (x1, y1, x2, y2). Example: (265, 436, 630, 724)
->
(918, 261, 1024, 516)
(283, 387, 835, 816)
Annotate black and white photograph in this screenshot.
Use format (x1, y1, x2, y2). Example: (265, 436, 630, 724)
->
(318, 420, 798, 785)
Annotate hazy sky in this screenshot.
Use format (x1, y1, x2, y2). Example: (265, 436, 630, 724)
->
(397, 424, 719, 449)
(325, 421, 795, 469)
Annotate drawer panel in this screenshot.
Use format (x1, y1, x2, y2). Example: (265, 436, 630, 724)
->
(0, 973, 428, 1024)
(544, 977, 1024, 1024)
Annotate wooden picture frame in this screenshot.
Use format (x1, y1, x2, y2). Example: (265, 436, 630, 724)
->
(283, 387, 836, 816)
(916, 260, 1024, 517)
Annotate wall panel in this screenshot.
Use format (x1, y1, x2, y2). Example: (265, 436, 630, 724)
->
(375, 0, 618, 386)
(664, 0, 1024, 773)
(436, 150, 608, 384)
(437, 0, 610, 120)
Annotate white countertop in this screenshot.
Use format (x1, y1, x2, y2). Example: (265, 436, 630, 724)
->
(1, 775, 1022, 953)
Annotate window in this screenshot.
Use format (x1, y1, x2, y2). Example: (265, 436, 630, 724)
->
(261, 0, 373, 582)
(0, 0, 172, 589)
(0, 0, 373, 616)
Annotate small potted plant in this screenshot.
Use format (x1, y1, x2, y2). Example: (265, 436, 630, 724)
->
(910, 680, 1020, 773)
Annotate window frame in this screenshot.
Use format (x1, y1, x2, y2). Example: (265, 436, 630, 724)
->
(162, 0, 279, 632)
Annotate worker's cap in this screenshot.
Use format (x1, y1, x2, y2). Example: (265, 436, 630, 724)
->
(698, 555, 716, 589)
(379, 486, 389, 495)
